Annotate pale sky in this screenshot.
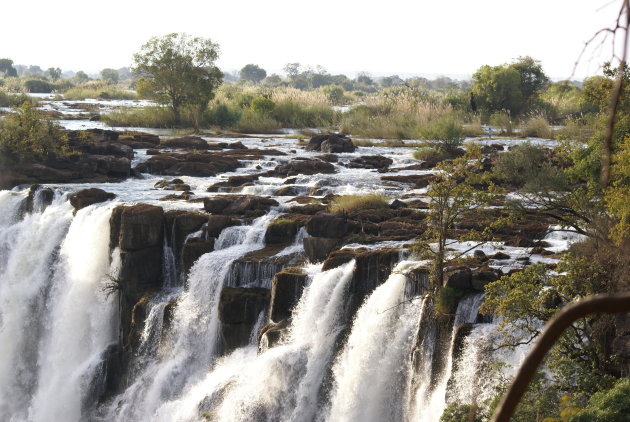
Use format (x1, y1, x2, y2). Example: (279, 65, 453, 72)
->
(1, 0, 627, 80)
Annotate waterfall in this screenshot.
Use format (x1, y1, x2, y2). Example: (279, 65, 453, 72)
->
(102, 212, 278, 421)
(0, 190, 118, 422)
(326, 260, 425, 422)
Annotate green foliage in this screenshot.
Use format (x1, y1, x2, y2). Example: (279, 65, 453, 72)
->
(204, 103, 242, 128)
(271, 100, 336, 128)
(0, 92, 32, 107)
(439, 403, 483, 422)
(250, 96, 275, 114)
(435, 286, 465, 315)
(488, 111, 513, 134)
(522, 114, 553, 139)
(328, 194, 389, 213)
(0, 102, 67, 158)
(24, 79, 54, 93)
(473, 65, 523, 116)
(570, 378, 630, 422)
(235, 109, 281, 133)
(493, 142, 566, 190)
(133, 33, 223, 127)
(0, 58, 18, 77)
(418, 114, 465, 152)
(240, 64, 267, 83)
(47, 67, 61, 81)
(100, 68, 119, 84)
(102, 106, 178, 128)
(321, 84, 345, 105)
(63, 83, 136, 100)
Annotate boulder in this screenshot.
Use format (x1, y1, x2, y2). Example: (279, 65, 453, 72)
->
(206, 174, 261, 192)
(444, 267, 472, 289)
(134, 153, 240, 177)
(206, 215, 237, 237)
(181, 238, 214, 275)
(268, 159, 336, 177)
(69, 188, 116, 211)
(265, 218, 299, 244)
(203, 195, 278, 217)
(491, 252, 511, 260)
(381, 174, 435, 189)
(269, 267, 308, 322)
(348, 155, 393, 169)
(321, 136, 356, 153)
(160, 136, 208, 150)
(471, 268, 500, 290)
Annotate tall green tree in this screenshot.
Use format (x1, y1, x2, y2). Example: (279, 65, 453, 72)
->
(239, 64, 267, 83)
(100, 68, 120, 84)
(47, 67, 61, 81)
(472, 65, 523, 116)
(133, 33, 223, 128)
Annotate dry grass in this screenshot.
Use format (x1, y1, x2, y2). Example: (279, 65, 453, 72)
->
(522, 113, 553, 139)
(328, 194, 390, 213)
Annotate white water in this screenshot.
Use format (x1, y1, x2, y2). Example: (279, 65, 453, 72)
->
(103, 212, 278, 421)
(327, 260, 424, 422)
(0, 192, 118, 422)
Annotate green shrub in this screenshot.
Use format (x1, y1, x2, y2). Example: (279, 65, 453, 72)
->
(570, 378, 630, 422)
(328, 194, 389, 213)
(439, 403, 483, 422)
(63, 84, 136, 100)
(235, 109, 281, 133)
(493, 142, 566, 191)
(204, 103, 241, 128)
(250, 96, 276, 114)
(24, 79, 53, 93)
(321, 84, 345, 105)
(0, 92, 32, 107)
(270, 100, 336, 128)
(0, 102, 67, 158)
(102, 106, 177, 128)
(418, 114, 465, 152)
(435, 286, 465, 315)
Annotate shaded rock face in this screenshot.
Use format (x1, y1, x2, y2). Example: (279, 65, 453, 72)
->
(444, 267, 472, 290)
(267, 159, 336, 177)
(134, 153, 240, 177)
(69, 188, 116, 211)
(203, 195, 279, 217)
(303, 237, 340, 262)
(306, 134, 355, 153)
(160, 136, 208, 150)
(269, 268, 308, 322)
(181, 238, 214, 275)
(110, 204, 165, 353)
(306, 214, 348, 238)
(19, 184, 55, 216)
(118, 133, 160, 149)
(265, 218, 299, 244)
(206, 174, 261, 192)
(226, 245, 302, 289)
(219, 287, 270, 352)
(381, 174, 435, 189)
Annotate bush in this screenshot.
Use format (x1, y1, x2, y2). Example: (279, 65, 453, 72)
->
(235, 109, 281, 133)
(439, 403, 483, 422)
(570, 378, 630, 422)
(63, 83, 136, 100)
(435, 286, 465, 315)
(204, 103, 241, 128)
(250, 96, 275, 114)
(492, 142, 566, 191)
(328, 194, 389, 213)
(0, 102, 67, 158)
(489, 111, 513, 135)
(102, 106, 177, 128)
(270, 100, 336, 128)
(418, 114, 465, 152)
(321, 84, 345, 105)
(24, 79, 53, 93)
(0, 92, 33, 107)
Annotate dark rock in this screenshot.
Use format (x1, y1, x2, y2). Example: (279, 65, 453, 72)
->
(303, 237, 339, 262)
(322, 249, 356, 271)
(69, 188, 116, 211)
(160, 136, 208, 150)
(227, 245, 302, 289)
(219, 287, 270, 352)
(491, 252, 511, 260)
(444, 267, 472, 289)
(146, 149, 161, 155)
(268, 159, 335, 177)
(288, 203, 327, 215)
(390, 199, 407, 209)
(306, 214, 347, 238)
(473, 250, 488, 261)
(275, 186, 300, 196)
(348, 155, 393, 169)
(118, 247, 163, 296)
(321, 136, 355, 153)
(203, 195, 278, 217)
(112, 204, 164, 251)
(203, 197, 231, 214)
(269, 267, 307, 322)
(181, 238, 214, 275)
(134, 153, 240, 177)
(228, 141, 247, 149)
(206, 174, 260, 192)
(381, 174, 435, 189)
(316, 154, 338, 162)
(471, 269, 499, 290)
(206, 215, 237, 237)
(20, 184, 55, 215)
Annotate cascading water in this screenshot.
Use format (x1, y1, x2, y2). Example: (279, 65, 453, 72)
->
(0, 190, 118, 422)
(326, 260, 425, 422)
(101, 212, 278, 421)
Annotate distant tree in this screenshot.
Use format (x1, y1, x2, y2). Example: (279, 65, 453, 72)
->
(283, 62, 301, 79)
(47, 67, 62, 81)
(0, 58, 18, 77)
(321, 84, 345, 104)
(100, 68, 120, 84)
(27, 65, 43, 76)
(356, 72, 374, 85)
(239, 64, 267, 83)
(74, 70, 90, 83)
(472, 64, 523, 116)
(133, 32, 223, 128)
(380, 75, 404, 87)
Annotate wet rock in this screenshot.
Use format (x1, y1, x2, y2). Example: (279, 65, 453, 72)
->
(306, 214, 347, 238)
(111, 204, 164, 251)
(146, 149, 161, 155)
(219, 287, 270, 352)
(134, 153, 240, 177)
(381, 174, 435, 189)
(19, 184, 55, 215)
(321, 136, 355, 153)
(118, 246, 164, 296)
(69, 188, 116, 211)
(227, 245, 302, 289)
(390, 199, 407, 209)
(259, 319, 290, 349)
(491, 252, 511, 260)
(269, 267, 307, 322)
(322, 249, 356, 271)
(471, 268, 500, 290)
(316, 154, 338, 162)
(352, 248, 401, 298)
(181, 238, 214, 275)
(275, 186, 300, 196)
(227, 141, 247, 149)
(473, 249, 488, 262)
(267, 159, 335, 177)
(288, 203, 327, 215)
(160, 136, 208, 150)
(206, 174, 260, 192)
(265, 218, 299, 244)
(348, 155, 393, 169)
(206, 215, 237, 237)
(444, 267, 472, 289)
(164, 210, 210, 261)
(203, 195, 279, 217)
(303, 237, 339, 262)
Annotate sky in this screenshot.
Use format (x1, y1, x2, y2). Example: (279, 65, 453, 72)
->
(1, 0, 627, 80)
